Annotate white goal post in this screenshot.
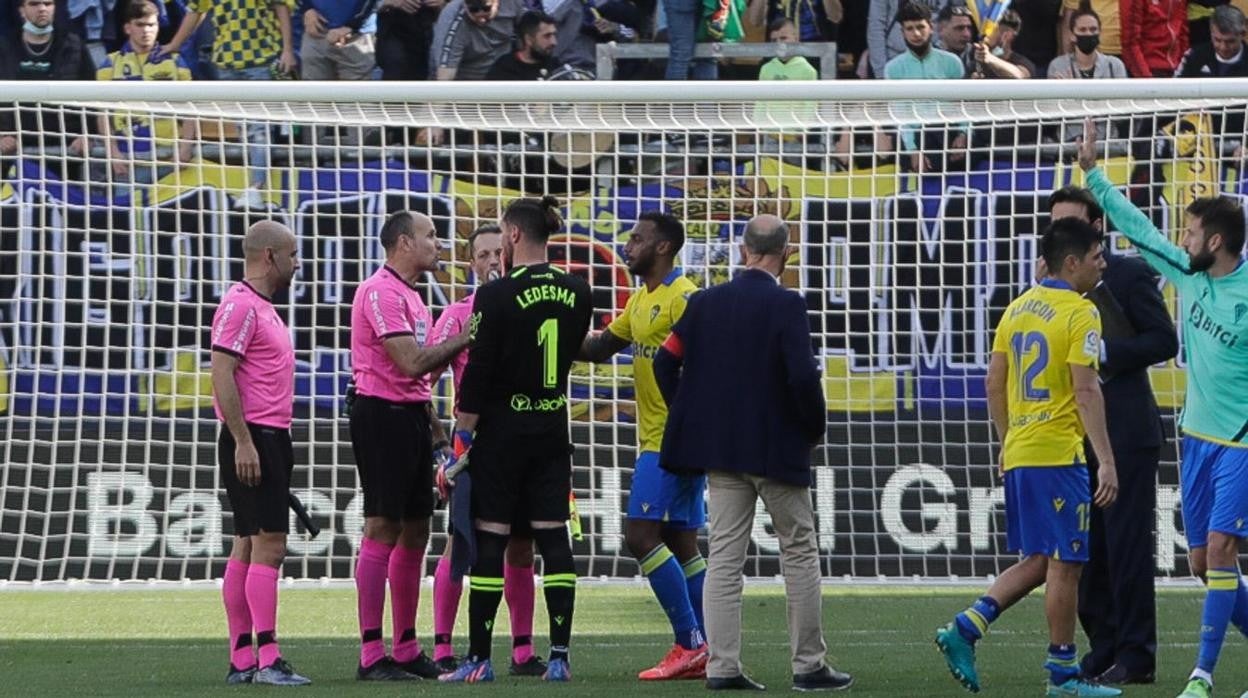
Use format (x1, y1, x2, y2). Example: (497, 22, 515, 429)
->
(1, 78, 1245, 585)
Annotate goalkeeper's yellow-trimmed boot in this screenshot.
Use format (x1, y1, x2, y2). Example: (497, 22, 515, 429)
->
(935, 622, 980, 693)
(1177, 677, 1213, 698)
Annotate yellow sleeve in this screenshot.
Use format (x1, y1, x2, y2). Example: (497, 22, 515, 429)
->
(1062, 0, 1080, 9)
(990, 312, 1010, 354)
(1065, 304, 1102, 370)
(669, 285, 694, 324)
(606, 292, 634, 342)
(187, 0, 212, 12)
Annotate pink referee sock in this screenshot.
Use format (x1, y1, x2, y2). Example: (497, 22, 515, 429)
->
(245, 563, 282, 669)
(388, 544, 426, 663)
(433, 554, 462, 662)
(356, 538, 393, 668)
(505, 561, 536, 664)
(223, 559, 255, 670)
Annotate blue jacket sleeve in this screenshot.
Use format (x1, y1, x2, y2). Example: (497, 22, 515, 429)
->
(778, 292, 826, 445)
(654, 345, 682, 407)
(1104, 261, 1179, 375)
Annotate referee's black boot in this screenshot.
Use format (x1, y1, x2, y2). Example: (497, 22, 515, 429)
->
(396, 651, 443, 679)
(793, 665, 854, 692)
(357, 656, 420, 681)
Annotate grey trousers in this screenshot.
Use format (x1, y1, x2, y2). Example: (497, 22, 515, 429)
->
(705, 470, 828, 678)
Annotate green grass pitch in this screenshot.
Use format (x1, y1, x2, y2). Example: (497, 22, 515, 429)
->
(0, 585, 1243, 696)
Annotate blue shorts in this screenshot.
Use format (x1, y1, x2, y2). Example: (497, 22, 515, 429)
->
(1179, 435, 1248, 548)
(1004, 466, 1091, 562)
(627, 451, 707, 529)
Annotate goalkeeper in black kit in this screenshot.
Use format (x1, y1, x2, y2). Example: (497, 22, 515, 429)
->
(437, 196, 594, 684)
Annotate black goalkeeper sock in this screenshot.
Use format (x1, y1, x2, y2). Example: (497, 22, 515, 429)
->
(532, 526, 576, 657)
(468, 531, 508, 661)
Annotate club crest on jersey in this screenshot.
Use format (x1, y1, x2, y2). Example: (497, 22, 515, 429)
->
(650, 304, 661, 322)
(1071, 539, 1082, 553)
(468, 311, 481, 340)
(1235, 303, 1247, 324)
(1052, 497, 1065, 512)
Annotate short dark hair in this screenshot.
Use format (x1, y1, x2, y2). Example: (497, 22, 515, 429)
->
(936, 3, 973, 23)
(638, 211, 685, 255)
(1000, 9, 1021, 32)
(380, 211, 416, 251)
(1069, 7, 1100, 31)
(1186, 196, 1246, 256)
(1040, 217, 1104, 272)
(124, 0, 159, 21)
(1047, 186, 1103, 224)
(767, 16, 795, 36)
(516, 10, 556, 39)
(895, 1, 931, 25)
(466, 223, 501, 256)
(502, 196, 563, 243)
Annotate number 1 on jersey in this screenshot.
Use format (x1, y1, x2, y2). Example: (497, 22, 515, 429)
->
(537, 318, 559, 388)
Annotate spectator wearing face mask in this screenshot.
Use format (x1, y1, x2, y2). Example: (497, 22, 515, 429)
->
(884, 0, 967, 173)
(1047, 7, 1127, 79)
(1048, 8, 1126, 145)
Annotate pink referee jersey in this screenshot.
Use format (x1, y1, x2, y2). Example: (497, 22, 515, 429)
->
(211, 281, 295, 429)
(431, 292, 474, 401)
(351, 265, 434, 403)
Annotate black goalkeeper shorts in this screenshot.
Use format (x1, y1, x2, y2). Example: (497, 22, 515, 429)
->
(219, 423, 294, 536)
(470, 432, 572, 527)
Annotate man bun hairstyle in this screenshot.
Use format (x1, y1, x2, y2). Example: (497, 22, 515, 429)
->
(502, 196, 563, 243)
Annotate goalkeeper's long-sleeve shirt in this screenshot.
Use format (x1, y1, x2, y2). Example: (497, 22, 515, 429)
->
(1087, 166, 1248, 446)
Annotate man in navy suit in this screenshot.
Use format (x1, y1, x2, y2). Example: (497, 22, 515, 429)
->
(653, 214, 852, 693)
(1047, 187, 1179, 686)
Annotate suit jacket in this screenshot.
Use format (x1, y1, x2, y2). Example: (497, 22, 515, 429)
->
(1092, 252, 1179, 450)
(654, 268, 826, 487)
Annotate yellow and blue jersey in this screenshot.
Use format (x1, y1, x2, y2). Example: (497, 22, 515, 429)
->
(188, 0, 295, 71)
(991, 279, 1102, 470)
(96, 43, 191, 148)
(607, 269, 697, 453)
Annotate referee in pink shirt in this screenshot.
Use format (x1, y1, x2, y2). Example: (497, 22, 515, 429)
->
(210, 221, 309, 687)
(349, 211, 470, 681)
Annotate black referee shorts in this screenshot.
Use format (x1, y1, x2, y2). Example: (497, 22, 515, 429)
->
(471, 432, 572, 527)
(219, 423, 295, 536)
(350, 395, 435, 520)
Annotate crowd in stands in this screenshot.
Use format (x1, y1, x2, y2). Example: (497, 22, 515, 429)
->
(4, 0, 1248, 195)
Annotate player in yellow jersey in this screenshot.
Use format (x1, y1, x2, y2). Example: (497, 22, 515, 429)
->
(936, 217, 1121, 697)
(579, 212, 709, 680)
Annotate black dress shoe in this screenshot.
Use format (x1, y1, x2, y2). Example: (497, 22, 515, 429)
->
(706, 674, 767, 690)
(1094, 664, 1155, 685)
(793, 665, 854, 691)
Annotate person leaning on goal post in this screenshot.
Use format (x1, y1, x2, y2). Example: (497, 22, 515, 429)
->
(209, 220, 310, 687)
(347, 210, 469, 681)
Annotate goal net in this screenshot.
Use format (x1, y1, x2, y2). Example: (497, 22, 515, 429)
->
(0, 80, 1242, 584)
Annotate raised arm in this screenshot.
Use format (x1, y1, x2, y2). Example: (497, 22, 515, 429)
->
(1078, 118, 1192, 285)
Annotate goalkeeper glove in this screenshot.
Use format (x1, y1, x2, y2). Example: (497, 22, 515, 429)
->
(437, 429, 473, 500)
